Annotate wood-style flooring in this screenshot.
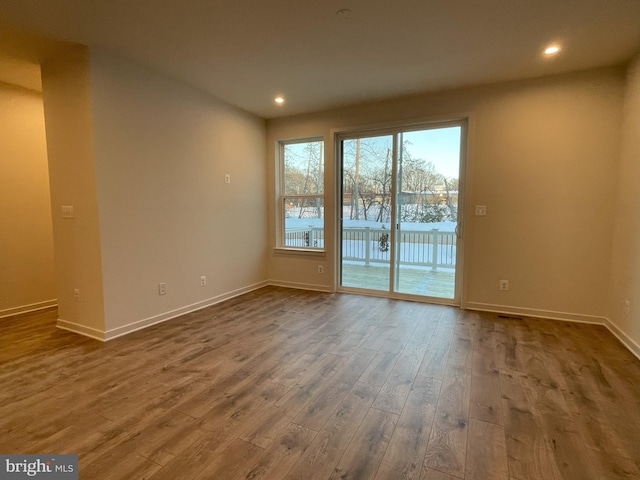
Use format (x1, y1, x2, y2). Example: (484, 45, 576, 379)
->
(1, 286, 639, 479)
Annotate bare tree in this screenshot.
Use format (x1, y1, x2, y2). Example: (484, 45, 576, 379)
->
(341, 137, 457, 224)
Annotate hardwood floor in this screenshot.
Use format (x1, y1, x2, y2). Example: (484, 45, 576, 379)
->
(1, 286, 639, 479)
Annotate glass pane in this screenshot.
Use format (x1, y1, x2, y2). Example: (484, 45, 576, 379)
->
(395, 127, 461, 298)
(283, 141, 324, 195)
(341, 135, 393, 291)
(284, 197, 324, 248)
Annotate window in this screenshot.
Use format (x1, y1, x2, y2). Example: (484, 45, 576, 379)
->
(278, 138, 324, 249)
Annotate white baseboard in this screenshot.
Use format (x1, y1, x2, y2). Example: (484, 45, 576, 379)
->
(102, 280, 270, 341)
(56, 281, 270, 342)
(465, 302, 606, 324)
(465, 301, 640, 360)
(268, 279, 333, 293)
(57, 319, 107, 341)
(53, 285, 640, 362)
(0, 299, 57, 319)
(604, 317, 640, 360)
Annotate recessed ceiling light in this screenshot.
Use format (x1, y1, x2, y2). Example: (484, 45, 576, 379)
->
(544, 45, 561, 56)
(275, 96, 285, 104)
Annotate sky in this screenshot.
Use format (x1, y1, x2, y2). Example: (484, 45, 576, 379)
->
(340, 126, 461, 179)
(284, 125, 462, 179)
(402, 126, 461, 179)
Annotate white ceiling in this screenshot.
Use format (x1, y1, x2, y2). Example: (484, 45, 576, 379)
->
(0, 0, 639, 118)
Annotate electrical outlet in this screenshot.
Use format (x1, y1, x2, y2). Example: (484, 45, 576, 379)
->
(499, 280, 509, 291)
(475, 205, 487, 216)
(624, 300, 630, 314)
(224, 173, 231, 184)
(74, 288, 80, 302)
(200, 275, 207, 286)
(159, 282, 167, 295)
(317, 265, 324, 274)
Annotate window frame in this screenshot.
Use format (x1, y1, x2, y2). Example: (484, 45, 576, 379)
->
(276, 137, 325, 253)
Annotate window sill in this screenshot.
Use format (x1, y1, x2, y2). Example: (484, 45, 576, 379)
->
(273, 247, 326, 257)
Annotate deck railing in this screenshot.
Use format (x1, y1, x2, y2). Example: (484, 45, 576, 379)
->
(285, 226, 456, 270)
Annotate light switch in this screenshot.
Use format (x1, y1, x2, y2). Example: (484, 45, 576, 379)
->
(61, 205, 75, 218)
(475, 205, 487, 216)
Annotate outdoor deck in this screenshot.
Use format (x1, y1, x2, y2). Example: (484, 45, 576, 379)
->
(341, 263, 455, 298)
(285, 225, 458, 298)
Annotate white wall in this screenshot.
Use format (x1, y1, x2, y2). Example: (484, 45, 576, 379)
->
(267, 67, 625, 323)
(88, 49, 268, 337)
(40, 45, 106, 335)
(0, 81, 56, 316)
(34, 42, 636, 350)
(608, 54, 640, 356)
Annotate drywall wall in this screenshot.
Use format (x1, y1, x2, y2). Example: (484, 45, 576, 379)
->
(0, 81, 56, 316)
(608, 53, 640, 356)
(40, 45, 106, 336)
(267, 67, 625, 322)
(88, 49, 268, 337)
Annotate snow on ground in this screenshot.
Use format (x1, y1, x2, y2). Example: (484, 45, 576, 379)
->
(285, 217, 456, 232)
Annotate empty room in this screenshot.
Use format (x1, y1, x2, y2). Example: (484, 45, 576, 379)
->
(1, 1, 639, 479)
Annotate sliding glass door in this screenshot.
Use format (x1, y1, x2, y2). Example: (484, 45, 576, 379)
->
(339, 122, 464, 302)
(340, 134, 394, 292)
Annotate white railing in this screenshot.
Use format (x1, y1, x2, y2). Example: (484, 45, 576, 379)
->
(285, 226, 456, 270)
(285, 227, 325, 249)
